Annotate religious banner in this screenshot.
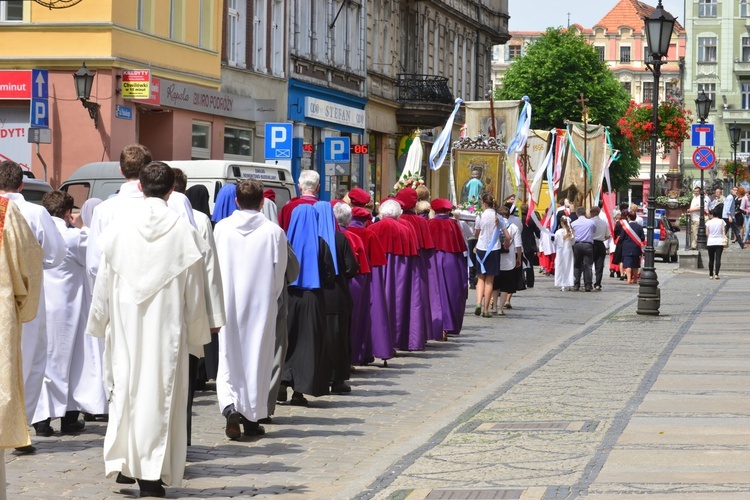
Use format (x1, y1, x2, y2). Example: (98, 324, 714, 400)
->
(452, 136, 506, 208)
(464, 100, 520, 143)
(558, 122, 608, 208)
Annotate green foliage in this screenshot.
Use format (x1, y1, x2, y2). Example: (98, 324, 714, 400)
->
(496, 28, 640, 191)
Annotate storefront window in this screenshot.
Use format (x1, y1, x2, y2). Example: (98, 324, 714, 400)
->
(224, 126, 253, 160)
(192, 122, 211, 159)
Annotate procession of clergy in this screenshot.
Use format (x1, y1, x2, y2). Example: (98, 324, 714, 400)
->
(0, 143, 483, 498)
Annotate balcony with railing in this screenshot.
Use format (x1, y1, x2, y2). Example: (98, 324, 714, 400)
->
(396, 74, 458, 128)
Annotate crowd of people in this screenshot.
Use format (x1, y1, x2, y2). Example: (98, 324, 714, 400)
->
(0, 145, 474, 498)
(4, 141, 711, 498)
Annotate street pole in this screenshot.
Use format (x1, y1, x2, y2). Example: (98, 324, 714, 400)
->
(637, 58, 661, 316)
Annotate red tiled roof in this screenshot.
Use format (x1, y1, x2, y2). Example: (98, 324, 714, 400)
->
(594, 0, 684, 34)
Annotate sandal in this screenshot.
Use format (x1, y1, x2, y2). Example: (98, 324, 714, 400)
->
(474, 305, 481, 316)
(482, 313, 492, 318)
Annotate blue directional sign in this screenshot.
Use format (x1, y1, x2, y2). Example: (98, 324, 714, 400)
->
(691, 123, 714, 147)
(324, 137, 351, 163)
(30, 69, 49, 129)
(31, 69, 48, 98)
(264, 123, 293, 160)
(30, 98, 48, 128)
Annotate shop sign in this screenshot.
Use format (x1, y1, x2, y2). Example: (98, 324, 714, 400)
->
(158, 79, 276, 122)
(121, 70, 151, 99)
(0, 70, 32, 100)
(304, 97, 365, 129)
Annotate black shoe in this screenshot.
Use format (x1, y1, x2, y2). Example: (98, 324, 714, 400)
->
(276, 385, 288, 403)
(573, 286, 580, 291)
(82, 413, 96, 422)
(289, 392, 309, 407)
(60, 420, 85, 433)
(14, 445, 36, 454)
(33, 418, 53, 437)
(609, 271, 615, 278)
(116, 472, 136, 484)
(594, 285, 602, 291)
(258, 416, 273, 425)
(585, 287, 592, 292)
(242, 419, 266, 436)
(225, 411, 242, 440)
(137, 479, 166, 498)
(330, 382, 352, 394)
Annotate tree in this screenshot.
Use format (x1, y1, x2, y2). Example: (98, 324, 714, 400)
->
(496, 28, 639, 191)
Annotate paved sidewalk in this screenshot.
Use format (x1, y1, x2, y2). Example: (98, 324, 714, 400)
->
(6, 265, 749, 499)
(369, 271, 750, 499)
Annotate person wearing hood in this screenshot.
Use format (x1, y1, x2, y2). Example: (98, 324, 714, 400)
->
(279, 204, 336, 406)
(315, 201, 359, 394)
(86, 162, 211, 498)
(213, 179, 288, 439)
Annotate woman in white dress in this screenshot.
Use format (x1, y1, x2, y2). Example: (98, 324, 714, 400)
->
(554, 216, 575, 290)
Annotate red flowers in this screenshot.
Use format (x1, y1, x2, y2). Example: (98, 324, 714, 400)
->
(617, 97, 692, 156)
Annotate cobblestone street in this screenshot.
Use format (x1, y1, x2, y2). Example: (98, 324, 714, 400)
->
(6, 265, 750, 499)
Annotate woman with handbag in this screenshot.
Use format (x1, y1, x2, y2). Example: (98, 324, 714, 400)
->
(473, 194, 510, 318)
(706, 207, 728, 280)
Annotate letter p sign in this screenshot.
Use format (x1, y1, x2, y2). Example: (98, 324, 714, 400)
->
(324, 137, 351, 163)
(264, 123, 293, 160)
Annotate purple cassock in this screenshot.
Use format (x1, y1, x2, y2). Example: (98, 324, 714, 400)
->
(347, 219, 392, 362)
(428, 214, 469, 335)
(368, 216, 422, 352)
(348, 273, 371, 364)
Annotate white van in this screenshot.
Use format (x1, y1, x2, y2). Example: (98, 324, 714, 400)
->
(60, 160, 296, 211)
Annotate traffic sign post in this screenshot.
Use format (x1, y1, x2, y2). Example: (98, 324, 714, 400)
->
(264, 123, 293, 160)
(29, 69, 48, 129)
(692, 146, 715, 170)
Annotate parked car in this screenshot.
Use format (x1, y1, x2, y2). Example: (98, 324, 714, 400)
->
(655, 214, 679, 263)
(20, 174, 53, 206)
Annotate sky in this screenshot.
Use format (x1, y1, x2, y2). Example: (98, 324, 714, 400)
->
(509, 0, 684, 32)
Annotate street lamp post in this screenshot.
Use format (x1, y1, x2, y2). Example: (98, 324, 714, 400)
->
(694, 91, 711, 250)
(729, 122, 741, 186)
(638, 1, 676, 316)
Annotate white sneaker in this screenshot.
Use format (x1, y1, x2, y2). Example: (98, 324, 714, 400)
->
(715, 275, 721, 280)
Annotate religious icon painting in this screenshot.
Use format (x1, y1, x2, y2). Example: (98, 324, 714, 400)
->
(453, 149, 505, 207)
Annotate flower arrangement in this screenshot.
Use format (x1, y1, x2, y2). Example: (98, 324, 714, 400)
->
(393, 172, 425, 192)
(617, 96, 692, 156)
(655, 195, 691, 207)
(721, 161, 749, 182)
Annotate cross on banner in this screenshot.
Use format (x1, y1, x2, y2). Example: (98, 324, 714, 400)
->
(577, 93, 589, 124)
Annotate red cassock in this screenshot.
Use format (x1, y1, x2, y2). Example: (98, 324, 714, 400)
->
(371, 217, 418, 256)
(340, 229, 370, 274)
(347, 223, 387, 267)
(278, 195, 318, 232)
(398, 212, 435, 250)
(428, 216, 467, 253)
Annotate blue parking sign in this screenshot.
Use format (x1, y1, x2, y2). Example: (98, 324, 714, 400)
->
(264, 123, 293, 160)
(30, 98, 49, 128)
(324, 137, 350, 163)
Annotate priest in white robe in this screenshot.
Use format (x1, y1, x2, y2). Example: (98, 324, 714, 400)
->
(214, 179, 288, 438)
(86, 144, 153, 285)
(32, 191, 96, 435)
(86, 163, 210, 497)
(0, 161, 65, 453)
(0, 196, 43, 498)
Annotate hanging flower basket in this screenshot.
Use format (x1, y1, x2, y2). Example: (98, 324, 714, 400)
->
(722, 161, 749, 182)
(617, 96, 692, 156)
